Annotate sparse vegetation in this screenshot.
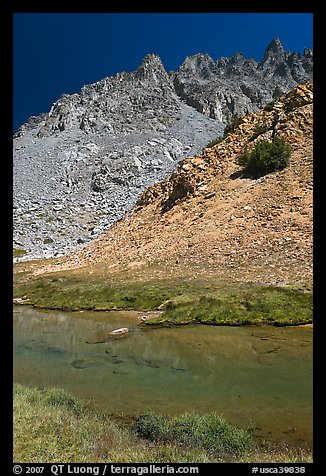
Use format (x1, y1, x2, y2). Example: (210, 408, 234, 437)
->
(13, 248, 27, 258)
(152, 284, 312, 326)
(14, 383, 164, 463)
(205, 136, 223, 148)
(13, 273, 173, 311)
(251, 124, 269, 140)
(263, 100, 276, 112)
(237, 136, 291, 179)
(14, 384, 312, 463)
(205, 114, 243, 148)
(224, 114, 242, 135)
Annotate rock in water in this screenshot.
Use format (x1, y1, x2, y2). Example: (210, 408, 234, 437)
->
(86, 327, 129, 343)
(109, 327, 129, 336)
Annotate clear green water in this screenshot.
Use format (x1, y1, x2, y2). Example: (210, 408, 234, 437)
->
(13, 306, 312, 448)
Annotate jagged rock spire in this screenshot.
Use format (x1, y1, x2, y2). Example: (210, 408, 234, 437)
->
(135, 53, 169, 82)
(260, 38, 285, 65)
(265, 38, 285, 55)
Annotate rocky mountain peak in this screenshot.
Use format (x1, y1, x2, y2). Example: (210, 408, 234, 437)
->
(258, 38, 286, 74)
(29, 52, 181, 139)
(173, 54, 217, 84)
(174, 39, 312, 122)
(264, 37, 285, 57)
(229, 52, 245, 64)
(16, 39, 312, 139)
(134, 53, 169, 82)
(181, 53, 216, 70)
(303, 48, 313, 59)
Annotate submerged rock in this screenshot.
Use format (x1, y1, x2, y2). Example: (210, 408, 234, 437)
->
(71, 358, 102, 369)
(251, 342, 280, 354)
(141, 359, 160, 369)
(46, 345, 66, 354)
(171, 366, 186, 372)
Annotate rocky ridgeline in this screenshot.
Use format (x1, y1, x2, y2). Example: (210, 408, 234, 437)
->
(172, 38, 312, 122)
(35, 54, 181, 137)
(13, 40, 312, 261)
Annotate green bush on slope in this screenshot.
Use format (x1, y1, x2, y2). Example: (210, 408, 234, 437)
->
(237, 136, 291, 179)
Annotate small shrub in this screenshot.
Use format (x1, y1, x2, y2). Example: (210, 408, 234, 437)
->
(237, 148, 251, 168)
(205, 137, 223, 148)
(224, 114, 242, 136)
(263, 100, 276, 112)
(135, 412, 169, 441)
(135, 411, 252, 455)
(237, 136, 291, 179)
(13, 248, 27, 258)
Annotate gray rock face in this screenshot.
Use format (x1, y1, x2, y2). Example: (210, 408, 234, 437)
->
(32, 54, 181, 138)
(172, 38, 313, 122)
(14, 54, 222, 260)
(13, 39, 313, 261)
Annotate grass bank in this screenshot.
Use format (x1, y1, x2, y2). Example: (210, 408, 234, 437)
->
(13, 265, 312, 326)
(151, 284, 312, 326)
(13, 384, 312, 463)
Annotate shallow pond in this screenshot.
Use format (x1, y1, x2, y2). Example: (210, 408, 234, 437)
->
(13, 305, 312, 448)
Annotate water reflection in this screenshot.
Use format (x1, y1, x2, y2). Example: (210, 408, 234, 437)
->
(13, 306, 312, 448)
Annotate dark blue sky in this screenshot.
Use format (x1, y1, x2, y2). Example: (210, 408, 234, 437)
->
(13, 13, 313, 132)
